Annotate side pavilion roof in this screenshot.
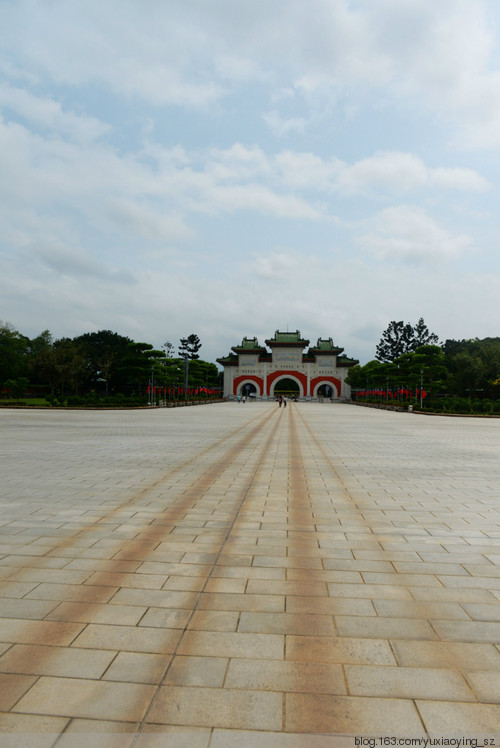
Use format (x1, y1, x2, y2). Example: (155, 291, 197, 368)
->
(230, 337, 268, 355)
(307, 337, 344, 356)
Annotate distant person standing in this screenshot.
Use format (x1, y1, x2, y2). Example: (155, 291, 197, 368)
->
(283, 396, 287, 407)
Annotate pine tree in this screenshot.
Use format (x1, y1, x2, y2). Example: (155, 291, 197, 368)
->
(413, 318, 439, 348)
(162, 340, 174, 358)
(376, 321, 414, 362)
(376, 319, 438, 362)
(178, 334, 202, 360)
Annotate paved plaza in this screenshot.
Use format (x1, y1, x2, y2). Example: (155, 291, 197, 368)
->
(1, 402, 500, 746)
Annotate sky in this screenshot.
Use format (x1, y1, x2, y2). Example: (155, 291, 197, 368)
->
(1, 0, 500, 365)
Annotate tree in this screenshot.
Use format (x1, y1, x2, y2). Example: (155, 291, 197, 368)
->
(376, 321, 415, 362)
(376, 318, 439, 362)
(28, 331, 59, 395)
(121, 342, 167, 397)
(162, 340, 175, 358)
(0, 322, 29, 383)
(407, 345, 447, 399)
(4, 377, 29, 401)
(413, 318, 439, 348)
(178, 334, 202, 360)
(52, 338, 86, 396)
(346, 360, 385, 389)
(345, 364, 364, 389)
(443, 337, 500, 399)
(188, 359, 219, 387)
(74, 331, 133, 396)
(160, 357, 185, 386)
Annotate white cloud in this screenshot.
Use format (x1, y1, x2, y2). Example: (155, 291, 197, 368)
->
(1, 1, 226, 108)
(193, 183, 323, 219)
(0, 84, 110, 142)
(2, 0, 500, 145)
(254, 251, 302, 280)
(205, 144, 271, 180)
(338, 153, 428, 195)
(0, 109, 489, 272)
(431, 166, 491, 192)
(270, 150, 489, 198)
(262, 110, 308, 137)
(106, 199, 194, 244)
(35, 240, 113, 280)
(337, 152, 491, 195)
(358, 205, 477, 263)
(273, 151, 339, 191)
(2, 230, 499, 366)
(1, 0, 499, 367)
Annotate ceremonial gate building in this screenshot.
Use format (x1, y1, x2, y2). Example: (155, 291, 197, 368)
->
(217, 330, 358, 401)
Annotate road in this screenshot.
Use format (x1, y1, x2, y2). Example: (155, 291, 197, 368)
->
(1, 402, 500, 745)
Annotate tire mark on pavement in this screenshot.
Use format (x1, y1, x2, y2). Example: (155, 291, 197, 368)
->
(5, 408, 270, 570)
(132, 407, 286, 735)
(0, 407, 282, 719)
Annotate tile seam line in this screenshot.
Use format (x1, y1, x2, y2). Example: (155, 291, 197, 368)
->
(294, 406, 424, 577)
(0, 408, 279, 704)
(291, 406, 447, 735)
(15, 409, 268, 566)
(131, 407, 285, 738)
(287, 406, 345, 717)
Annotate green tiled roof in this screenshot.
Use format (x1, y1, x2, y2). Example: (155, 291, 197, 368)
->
(337, 355, 359, 366)
(265, 330, 310, 347)
(241, 337, 260, 349)
(231, 336, 267, 354)
(316, 338, 335, 350)
(308, 337, 343, 353)
(217, 330, 358, 367)
(216, 353, 238, 365)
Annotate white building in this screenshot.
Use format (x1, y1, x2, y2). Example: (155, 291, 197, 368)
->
(217, 330, 358, 401)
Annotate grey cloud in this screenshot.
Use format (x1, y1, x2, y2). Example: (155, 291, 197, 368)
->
(34, 242, 135, 284)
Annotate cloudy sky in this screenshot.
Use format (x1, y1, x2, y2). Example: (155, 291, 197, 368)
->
(1, 0, 500, 364)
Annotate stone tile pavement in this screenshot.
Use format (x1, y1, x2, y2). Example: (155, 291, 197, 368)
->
(1, 403, 500, 746)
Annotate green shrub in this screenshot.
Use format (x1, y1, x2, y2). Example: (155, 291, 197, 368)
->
(474, 399, 493, 413)
(65, 396, 85, 406)
(425, 400, 443, 411)
(447, 397, 471, 413)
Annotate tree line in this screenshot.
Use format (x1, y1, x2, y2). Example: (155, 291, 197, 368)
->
(0, 323, 220, 405)
(346, 318, 500, 413)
